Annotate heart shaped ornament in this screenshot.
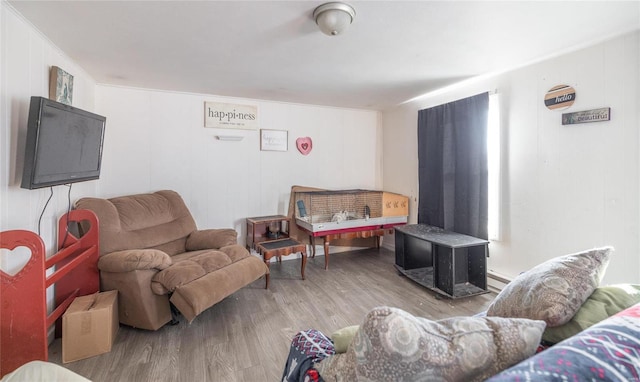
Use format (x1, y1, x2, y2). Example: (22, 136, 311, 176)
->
(296, 137, 313, 155)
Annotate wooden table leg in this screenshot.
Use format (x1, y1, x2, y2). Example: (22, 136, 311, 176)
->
(263, 252, 271, 289)
(310, 235, 316, 257)
(301, 249, 307, 280)
(323, 238, 330, 270)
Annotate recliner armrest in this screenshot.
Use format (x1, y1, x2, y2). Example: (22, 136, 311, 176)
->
(186, 229, 238, 250)
(98, 249, 172, 273)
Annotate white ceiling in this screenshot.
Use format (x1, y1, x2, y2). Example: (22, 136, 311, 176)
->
(8, 1, 640, 110)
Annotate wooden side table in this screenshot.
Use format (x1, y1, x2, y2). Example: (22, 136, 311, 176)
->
(257, 238, 307, 289)
(246, 215, 290, 251)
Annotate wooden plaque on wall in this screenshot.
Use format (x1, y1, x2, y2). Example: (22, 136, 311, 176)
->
(49, 66, 74, 105)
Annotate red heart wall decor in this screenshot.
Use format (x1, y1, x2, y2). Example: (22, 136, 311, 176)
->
(296, 137, 313, 155)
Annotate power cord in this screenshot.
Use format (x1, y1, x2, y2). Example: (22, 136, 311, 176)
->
(35, 184, 74, 248)
(37, 187, 54, 236)
(59, 183, 73, 248)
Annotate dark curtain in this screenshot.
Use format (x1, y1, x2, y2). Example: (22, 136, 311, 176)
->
(417, 92, 489, 239)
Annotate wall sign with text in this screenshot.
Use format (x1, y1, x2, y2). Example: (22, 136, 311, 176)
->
(562, 108, 611, 125)
(204, 102, 258, 129)
(544, 85, 576, 111)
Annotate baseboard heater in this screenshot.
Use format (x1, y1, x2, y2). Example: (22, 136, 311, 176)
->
(487, 271, 512, 293)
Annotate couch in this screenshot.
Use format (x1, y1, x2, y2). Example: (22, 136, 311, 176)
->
(75, 190, 268, 330)
(283, 246, 640, 381)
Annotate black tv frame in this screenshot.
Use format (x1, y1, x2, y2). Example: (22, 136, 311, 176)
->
(20, 96, 106, 189)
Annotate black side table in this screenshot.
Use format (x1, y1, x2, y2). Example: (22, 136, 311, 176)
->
(394, 224, 489, 299)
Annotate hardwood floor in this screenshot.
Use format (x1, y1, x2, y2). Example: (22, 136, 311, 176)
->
(48, 248, 496, 381)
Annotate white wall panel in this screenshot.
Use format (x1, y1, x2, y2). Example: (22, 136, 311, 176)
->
(5, 0, 635, 290)
(1, 2, 99, 326)
(94, 86, 381, 243)
(1, 3, 97, 256)
(382, 31, 640, 285)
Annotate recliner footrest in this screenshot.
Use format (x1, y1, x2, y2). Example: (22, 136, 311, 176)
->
(169, 255, 268, 322)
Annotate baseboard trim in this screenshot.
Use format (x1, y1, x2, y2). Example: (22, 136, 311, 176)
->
(487, 271, 511, 293)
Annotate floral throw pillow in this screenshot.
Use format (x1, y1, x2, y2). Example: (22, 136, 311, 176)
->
(347, 306, 545, 382)
(486, 247, 612, 327)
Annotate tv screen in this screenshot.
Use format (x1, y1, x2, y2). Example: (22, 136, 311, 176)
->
(21, 96, 106, 189)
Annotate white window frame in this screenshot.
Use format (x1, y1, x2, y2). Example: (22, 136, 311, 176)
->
(487, 93, 501, 241)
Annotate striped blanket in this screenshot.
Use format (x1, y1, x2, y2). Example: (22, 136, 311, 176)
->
(281, 329, 335, 382)
(488, 303, 640, 381)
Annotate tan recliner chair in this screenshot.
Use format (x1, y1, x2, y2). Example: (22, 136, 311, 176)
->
(75, 190, 268, 330)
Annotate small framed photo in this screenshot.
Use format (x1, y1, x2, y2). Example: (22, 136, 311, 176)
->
(49, 66, 74, 105)
(260, 129, 288, 151)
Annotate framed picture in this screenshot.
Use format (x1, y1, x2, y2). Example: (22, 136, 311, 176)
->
(49, 66, 74, 105)
(260, 129, 288, 151)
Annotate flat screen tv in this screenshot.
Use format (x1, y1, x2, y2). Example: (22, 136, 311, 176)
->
(21, 96, 106, 189)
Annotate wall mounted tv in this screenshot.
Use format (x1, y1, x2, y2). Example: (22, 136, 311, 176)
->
(21, 96, 106, 189)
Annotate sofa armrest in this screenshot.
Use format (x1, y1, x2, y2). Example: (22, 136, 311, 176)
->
(98, 249, 172, 272)
(186, 229, 238, 250)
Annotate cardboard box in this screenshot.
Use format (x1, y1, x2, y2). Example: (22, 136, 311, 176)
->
(62, 290, 119, 363)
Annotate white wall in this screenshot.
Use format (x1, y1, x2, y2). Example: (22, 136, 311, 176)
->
(0, 1, 380, 341)
(1, 0, 382, 267)
(94, 85, 382, 243)
(382, 31, 640, 285)
(0, 2, 102, 334)
(1, 2, 98, 268)
(5, 0, 637, 290)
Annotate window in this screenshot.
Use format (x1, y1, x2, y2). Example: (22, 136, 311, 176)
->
(417, 92, 489, 239)
(487, 93, 501, 240)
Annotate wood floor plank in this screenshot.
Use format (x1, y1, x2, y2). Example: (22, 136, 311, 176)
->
(48, 248, 495, 381)
(206, 342, 236, 382)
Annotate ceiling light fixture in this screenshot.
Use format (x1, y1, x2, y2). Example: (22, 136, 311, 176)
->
(313, 2, 356, 36)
